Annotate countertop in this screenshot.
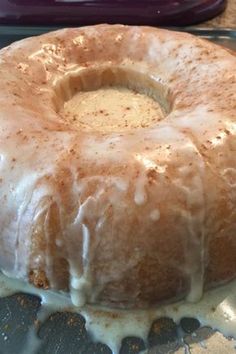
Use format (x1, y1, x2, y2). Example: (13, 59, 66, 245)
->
(202, 0, 236, 27)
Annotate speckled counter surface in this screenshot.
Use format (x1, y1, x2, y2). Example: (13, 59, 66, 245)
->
(202, 0, 236, 28)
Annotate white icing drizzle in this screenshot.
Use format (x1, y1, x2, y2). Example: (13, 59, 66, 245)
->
(70, 223, 91, 307)
(66, 197, 94, 307)
(134, 172, 148, 206)
(150, 209, 160, 221)
(0, 273, 236, 354)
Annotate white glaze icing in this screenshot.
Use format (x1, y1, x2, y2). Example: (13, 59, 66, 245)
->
(150, 209, 160, 221)
(0, 25, 235, 311)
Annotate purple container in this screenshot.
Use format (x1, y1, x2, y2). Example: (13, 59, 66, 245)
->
(0, 0, 227, 27)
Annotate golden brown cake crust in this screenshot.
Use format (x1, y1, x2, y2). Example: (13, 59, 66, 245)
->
(0, 25, 235, 308)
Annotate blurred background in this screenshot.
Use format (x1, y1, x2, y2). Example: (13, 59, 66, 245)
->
(0, 0, 231, 27)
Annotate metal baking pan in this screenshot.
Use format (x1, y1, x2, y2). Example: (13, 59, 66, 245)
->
(0, 27, 235, 354)
(0, 26, 236, 51)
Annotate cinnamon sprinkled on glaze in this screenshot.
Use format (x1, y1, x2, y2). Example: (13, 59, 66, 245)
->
(0, 25, 235, 309)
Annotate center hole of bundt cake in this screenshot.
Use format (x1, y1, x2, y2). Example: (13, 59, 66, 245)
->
(56, 67, 169, 132)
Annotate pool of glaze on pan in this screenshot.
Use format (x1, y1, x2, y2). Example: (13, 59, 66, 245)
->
(0, 271, 236, 354)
